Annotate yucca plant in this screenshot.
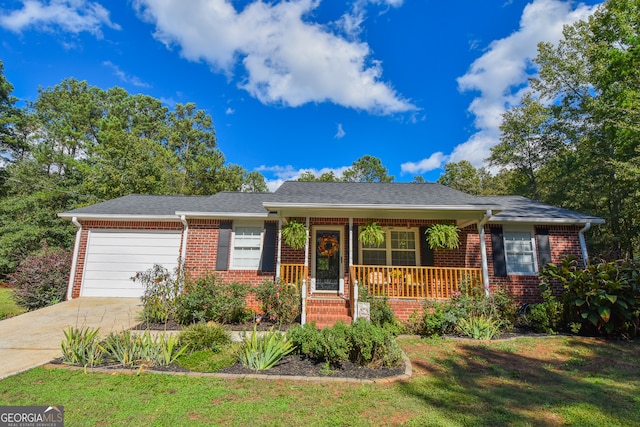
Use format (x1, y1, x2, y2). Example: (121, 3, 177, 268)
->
(238, 326, 294, 371)
(456, 315, 501, 340)
(61, 326, 103, 371)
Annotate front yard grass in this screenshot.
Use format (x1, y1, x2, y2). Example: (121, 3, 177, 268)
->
(0, 335, 638, 426)
(0, 287, 25, 319)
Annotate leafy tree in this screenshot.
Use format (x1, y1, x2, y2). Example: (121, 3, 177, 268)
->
(437, 160, 507, 196)
(242, 171, 269, 192)
(0, 60, 27, 163)
(496, 0, 640, 258)
(342, 155, 394, 182)
(297, 170, 340, 182)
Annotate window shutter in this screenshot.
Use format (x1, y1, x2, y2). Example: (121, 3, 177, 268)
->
(536, 228, 552, 267)
(419, 226, 434, 266)
(261, 222, 277, 273)
(216, 221, 232, 271)
(352, 225, 359, 265)
(491, 226, 507, 277)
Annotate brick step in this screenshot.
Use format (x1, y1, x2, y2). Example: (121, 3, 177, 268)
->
(306, 306, 350, 313)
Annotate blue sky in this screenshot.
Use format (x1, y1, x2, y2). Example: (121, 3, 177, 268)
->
(0, 0, 601, 191)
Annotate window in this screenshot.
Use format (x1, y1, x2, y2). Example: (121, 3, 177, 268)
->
(360, 228, 418, 266)
(503, 230, 537, 274)
(231, 225, 263, 269)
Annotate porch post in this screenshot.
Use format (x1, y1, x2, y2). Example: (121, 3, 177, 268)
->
(348, 218, 353, 267)
(304, 217, 310, 268)
(478, 210, 492, 297)
(276, 218, 282, 279)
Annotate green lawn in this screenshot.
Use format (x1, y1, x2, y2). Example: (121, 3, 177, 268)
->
(0, 336, 638, 426)
(0, 288, 25, 319)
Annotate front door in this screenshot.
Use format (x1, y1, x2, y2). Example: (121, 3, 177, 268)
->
(313, 227, 343, 292)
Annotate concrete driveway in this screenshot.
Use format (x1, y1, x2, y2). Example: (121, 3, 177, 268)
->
(0, 298, 142, 380)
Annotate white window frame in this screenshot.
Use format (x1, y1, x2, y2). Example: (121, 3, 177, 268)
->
(503, 226, 538, 275)
(230, 222, 264, 270)
(359, 227, 420, 266)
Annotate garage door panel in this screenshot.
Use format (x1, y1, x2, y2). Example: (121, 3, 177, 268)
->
(80, 230, 182, 298)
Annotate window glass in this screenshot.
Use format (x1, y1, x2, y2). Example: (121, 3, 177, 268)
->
(232, 226, 262, 269)
(504, 231, 536, 274)
(360, 229, 418, 266)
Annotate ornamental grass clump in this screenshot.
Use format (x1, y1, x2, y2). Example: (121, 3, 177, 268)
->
(238, 326, 294, 371)
(61, 326, 103, 370)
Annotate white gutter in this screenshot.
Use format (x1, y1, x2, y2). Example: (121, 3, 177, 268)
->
(57, 213, 181, 221)
(264, 202, 501, 212)
(66, 217, 82, 301)
(488, 217, 605, 225)
(180, 215, 189, 274)
(579, 222, 591, 267)
(174, 212, 269, 219)
(477, 210, 492, 297)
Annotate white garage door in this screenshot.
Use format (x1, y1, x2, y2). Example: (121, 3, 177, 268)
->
(81, 230, 182, 298)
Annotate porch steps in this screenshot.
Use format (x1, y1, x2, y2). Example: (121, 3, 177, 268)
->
(305, 296, 352, 329)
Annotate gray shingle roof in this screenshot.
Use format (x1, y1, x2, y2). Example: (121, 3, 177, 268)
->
(480, 196, 605, 224)
(267, 181, 494, 207)
(59, 183, 604, 225)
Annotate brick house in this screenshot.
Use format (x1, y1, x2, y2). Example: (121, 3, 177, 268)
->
(59, 181, 603, 327)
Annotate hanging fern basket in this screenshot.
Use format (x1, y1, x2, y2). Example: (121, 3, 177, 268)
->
(358, 222, 385, 247)
(424, 224, 460, 250)
(281, 220, 307, 250)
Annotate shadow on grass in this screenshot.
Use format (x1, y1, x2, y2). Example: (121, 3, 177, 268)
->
(398, 337, 640, 426)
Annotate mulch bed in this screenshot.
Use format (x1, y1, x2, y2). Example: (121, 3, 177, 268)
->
(218, 354, 406, 380)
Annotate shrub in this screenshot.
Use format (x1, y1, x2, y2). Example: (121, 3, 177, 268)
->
(287, 320, 403, 368)
(540, 257, 640, 337)
(175, 274, 252, 325)
(254, 280, 301, 326)
(178, 323, 231, 353)
(238, 326, 294, 371)
(418, 300, 458, 336)
(358, 286, 404, 335)
(9, 246, 71, 310)
(518, 285, 564, 334)
(350, 319, 403, 367)
(133, 264, 182, 324)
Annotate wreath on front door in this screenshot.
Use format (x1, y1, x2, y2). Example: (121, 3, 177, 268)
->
(318, 235, 339, 257)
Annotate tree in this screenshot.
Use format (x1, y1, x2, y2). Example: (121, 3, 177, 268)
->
(497, 0, 640, 258)
(242, 171, 269, 192)
(342, 155, 394, 182)
(437, 160, 506, 196)
(297, 170, 339, 182)
(0, 60, 27, 163)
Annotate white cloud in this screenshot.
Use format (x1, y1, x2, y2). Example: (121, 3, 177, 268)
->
(257, 164, 349, 191)
(413, 0, 598, 172)
(134, 0, 415, 115)
(0, 0, 120, 37)
(225, 107, 234, 115)
(334, 123, 346, 139)
(103, 61, 150, 88)
(400, 152, 447, 174)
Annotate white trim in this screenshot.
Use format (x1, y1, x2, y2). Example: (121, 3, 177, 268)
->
(180, 215, 189, 278)
(311, 225, 344, 294)
(503, 226, 539, 276)
(175, 211, 269, 218)
(58, 213, 180, 221)
(230, 222, 264, 270)
(489, 218, 605, 225)
(66, 217, 82, 301)
(264, 202, 501, 211)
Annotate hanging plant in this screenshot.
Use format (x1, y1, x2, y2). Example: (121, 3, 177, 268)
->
(424, 224, 460, 250)
(281, 220, 307, 250)
(358, 222, 385, 247)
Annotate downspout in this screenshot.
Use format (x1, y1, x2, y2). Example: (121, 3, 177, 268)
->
(180, 215, 189, 288)
(276, 218, 282, 279)
(579, 222, 591, 268)
(477, 210, 492, 297)
(66, 217, 82, 301)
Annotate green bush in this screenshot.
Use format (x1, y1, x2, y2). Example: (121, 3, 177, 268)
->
(412, 283, 517, 338)
(287, 320, 403, 368)
(238, 326, 294, 371)
(254, 279, 301, 326)
(8, 246, 70, 311)
(540, 257, 640, 337)
(178, 323, 231, 353)
(133, 264, 182, 324)
(358, 286, 404, 334)
(518, 285, 564, 334)
(175, 274, 252, 325)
